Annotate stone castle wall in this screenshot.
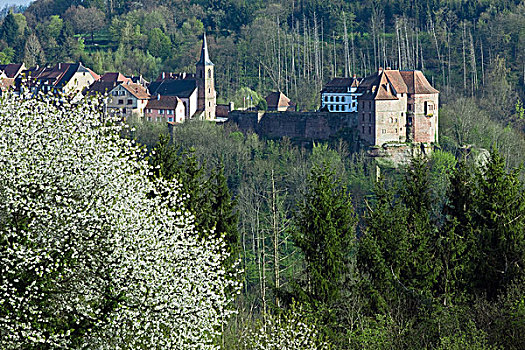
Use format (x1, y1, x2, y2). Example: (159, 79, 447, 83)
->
(228, 111, 357, 140)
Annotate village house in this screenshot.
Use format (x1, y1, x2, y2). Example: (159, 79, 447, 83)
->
(321, 75, 362, 113)
(85, 72, 132, 97)
(106, 81, 150, 118)
(145, 95, 185, 124)
(15, 62, 99, 100)
(356, 68, 439, 146)
(0, 63, 25, 94)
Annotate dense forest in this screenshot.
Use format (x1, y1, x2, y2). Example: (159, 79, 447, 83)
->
(1, 0, 525, 349)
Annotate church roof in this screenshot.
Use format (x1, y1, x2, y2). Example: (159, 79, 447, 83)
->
(148, 79, 197, 98)
(196, 33, 214, 66)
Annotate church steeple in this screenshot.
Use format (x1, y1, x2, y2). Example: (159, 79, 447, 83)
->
(196, 33, 216, 120)
(197, 33, 214, 66)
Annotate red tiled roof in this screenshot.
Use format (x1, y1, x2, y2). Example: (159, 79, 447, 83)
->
(121, 82, 150, 99)
(99, 72, 131, 83)
(399, 70, 439, 94)
(146, 95, 183, 109)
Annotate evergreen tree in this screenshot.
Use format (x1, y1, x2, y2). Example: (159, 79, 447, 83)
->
(438, 158, 476, 305)
(358, 157, 440, 311)
(292, 162, 357, 305)
(0, 12, 18, 44)
(210, 163, 240, 269)
(472, 149, 525, 299)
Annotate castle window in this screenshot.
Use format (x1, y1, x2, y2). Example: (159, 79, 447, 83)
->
(368, 113, 372, 122)
(382, 129, 386, 134)
(127, 99, 133, 105)
(395, 128, 398, 133)
(390, 117, 393, 123)
(362, 113, 364, 121)
(118, 99, 124, 105)
(368, 101, 371, 109)
(362, 125, 365, 133)
(208, 69, 212, 78)
(368, 126, 372, 134)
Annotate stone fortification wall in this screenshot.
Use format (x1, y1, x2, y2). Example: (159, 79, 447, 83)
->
(228, 111, 357, 140)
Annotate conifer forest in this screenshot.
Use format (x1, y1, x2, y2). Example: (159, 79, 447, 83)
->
(1, 0, 525, 349)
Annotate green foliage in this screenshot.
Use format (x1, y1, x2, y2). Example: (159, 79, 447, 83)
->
(292, 162, 357, 305)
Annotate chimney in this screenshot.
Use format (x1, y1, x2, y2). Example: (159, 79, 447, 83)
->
(386, 67, 391, 70)
(157, 94, 160, 101)
(353, 74, 357, 78)
(378, 67, 383, 75)
(162, 72, 165, 80)
(58, 63, 61, 70)
(229, 101, 234, 111)
(182, 72, 186, 79)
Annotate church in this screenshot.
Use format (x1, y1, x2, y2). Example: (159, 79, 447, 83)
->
(145, 34, 217, 123)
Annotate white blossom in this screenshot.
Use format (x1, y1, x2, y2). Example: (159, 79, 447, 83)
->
(243, 309, 329, 350)
(0, 92, 239, 349)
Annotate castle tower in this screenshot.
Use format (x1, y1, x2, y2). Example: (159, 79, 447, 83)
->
(196, 33, 216, 120)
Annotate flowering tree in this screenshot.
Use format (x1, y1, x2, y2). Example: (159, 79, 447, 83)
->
(243, 308, 329, 350)
(0, 93, 238, 349)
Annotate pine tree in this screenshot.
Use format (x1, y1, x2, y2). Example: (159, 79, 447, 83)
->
(438, 159, 476, 305)
(293, 162, 357, 305)
(472, 149, 525, 299)
(0, 12, 18, 44)
(358, 157, 440, 311)
(210, 163, 240, 269)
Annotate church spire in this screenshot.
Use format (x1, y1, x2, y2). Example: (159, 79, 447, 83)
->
(197, 33, 214, 66)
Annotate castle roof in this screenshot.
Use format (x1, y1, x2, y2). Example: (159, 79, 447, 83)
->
(357, 69, 437, 100)
(321, 76, 361, 93)
(265, 91, 295, 109)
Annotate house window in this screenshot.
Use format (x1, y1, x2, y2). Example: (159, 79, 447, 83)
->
(168, 117, 174, 122)
(390, 117, 393, 123)
(408, 104, 413, 111)
(382, 129, 386, 134)
(127, 99, 133, 105)
(146, 108, 152, 113)
(159, 109, 164, 114)
(167, 109, 174, 115)
(147, 116, 152, 122)
(208, 69, 212, 78)
(156, 117, 162, 122)
(118, 99, 124, 105)
(112, 91, 118, 96)
(335, 96, 339, 103)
